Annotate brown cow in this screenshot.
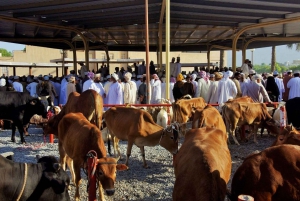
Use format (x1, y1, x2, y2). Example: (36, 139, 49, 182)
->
(225, 96, 254, 104)
(271, 125, 300, 146)
(44, 89, 103, 136)
(103, 107, 179, 168)
(222, 102, 279, 145)
(192, 105, 226, 135)
(58, 113, 127, 201)
(173, 127, 231, 201)
(172, 97, 207, 134)
(231, 144, 300, 201)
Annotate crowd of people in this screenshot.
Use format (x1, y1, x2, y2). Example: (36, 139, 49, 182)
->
(1, 58, 299, 109)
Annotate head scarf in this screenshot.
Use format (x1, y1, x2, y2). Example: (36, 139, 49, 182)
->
(224, 71, 233, 79)
(124, 72, 132, 81)
(199, 71, 209, 82)
(0, 78, 6, 87)
(214, 72, 222, 80)
(111, 73, 119, 81)
(176, 73, 184, 81)
(68, 76, 75, 82)
(153, 74, 159, 80)
(87, 72, 94, 79)
(191, 74, 197, 81)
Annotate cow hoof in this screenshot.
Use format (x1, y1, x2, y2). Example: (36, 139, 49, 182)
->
(25, 134, 30, 137)
(143, 165, 150, 169)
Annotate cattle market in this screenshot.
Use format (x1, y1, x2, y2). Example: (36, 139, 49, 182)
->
(1, 0, 300, 201)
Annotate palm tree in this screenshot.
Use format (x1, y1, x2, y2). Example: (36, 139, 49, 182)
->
(287, 43, 300, 51)
(271, 46, 276, 72)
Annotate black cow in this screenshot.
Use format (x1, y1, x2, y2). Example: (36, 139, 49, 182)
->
(0, 91, 47, 143)
(286, 97, 300, 129)
(0, 155, 70, 201)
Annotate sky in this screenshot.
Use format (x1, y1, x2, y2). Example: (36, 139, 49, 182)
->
(1, 42, 300, 66)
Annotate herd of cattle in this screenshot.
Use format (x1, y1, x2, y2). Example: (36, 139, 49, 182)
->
(0, 90, 300, 201)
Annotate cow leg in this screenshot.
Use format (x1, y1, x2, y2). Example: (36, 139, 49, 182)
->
(16, 123, 26, 144)
(58, 141, 67, 170)
(260, 125, 265, 137)
(231, 127, 240, 145)
(125, 141, 134, 167)
(139, 146, 148, 168)
(113, 136, 121, 159)
(253, 124, 259, 144)
(73, 161, 82, 201)
(23, 124, 29, 136)
(11, 123, 16, 142)
(66, 156, 75, 186)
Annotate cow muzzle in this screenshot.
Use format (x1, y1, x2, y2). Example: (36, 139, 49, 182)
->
(106, 189, 115, 196)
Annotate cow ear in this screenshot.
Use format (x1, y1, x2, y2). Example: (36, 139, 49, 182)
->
(116, 164, 128, 171)
(30, 100, 37, 105)
(293, 134, 300, 141)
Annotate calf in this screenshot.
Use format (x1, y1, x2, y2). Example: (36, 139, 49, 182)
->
(231, 144, 300, 201)
(0, 155, 70, 201)
(192, 105, 226, 136)
(44, 90, 103, 136)
(172, 97, 207, 134)
(271, 125, 300, 146)
(173, 127, 231, 201)
(103, 107, 179, 168)
(222, 102, 279, 145)
(58, 113, 127, 201)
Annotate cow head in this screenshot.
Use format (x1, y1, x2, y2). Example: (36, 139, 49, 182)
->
(25, 99, 48, 119)
(96, 157, 128, 196)
(272, 125, 300, 146)
(34, 155, 70, 201)
(43, 116, 59, 136)
(264, 119, 280, 136)
(160, 124, 179, 155)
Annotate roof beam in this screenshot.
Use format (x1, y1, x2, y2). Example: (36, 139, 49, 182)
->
(183, 25, 199, 43)
(159, 0, 166, 25)
(89, 31, 105, 43)
(34, 26, 40, 37)
(171, 0, 300, 13)
(13, 23, 16, 37)
(195, 26, 216, 43)
(102, 28, 118, 44)
(13, 0, 161, 17)
(0, 0, 92, 11)
(171, 24, 180, 43)
(53, 29, 61, 37)
(207, 29, 231, 42)
(122, 27, 132, 44)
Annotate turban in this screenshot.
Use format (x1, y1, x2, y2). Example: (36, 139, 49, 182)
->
(176, 73, 184, 81)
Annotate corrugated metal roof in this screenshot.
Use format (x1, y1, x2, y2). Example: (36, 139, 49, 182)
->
(0, 0, 300, 51)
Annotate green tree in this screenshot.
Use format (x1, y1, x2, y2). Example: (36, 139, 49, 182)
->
(0, 48, 12, 56)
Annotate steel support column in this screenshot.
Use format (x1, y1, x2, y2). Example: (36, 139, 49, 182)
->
(232, 16, 300, 72)
(145, 0, 150, 104)
(159, 0, 166, 71)
(165, 0, 170, 100)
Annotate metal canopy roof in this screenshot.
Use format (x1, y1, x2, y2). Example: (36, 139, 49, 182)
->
(0, 0, 300, 51)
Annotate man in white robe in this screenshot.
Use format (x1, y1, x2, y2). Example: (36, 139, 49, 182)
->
(107, 73, 123, 105)
(241, 59, 250, 77)
(196, 71, 211, 102)
(123, 72, 137, 104)
(150, 74, 161, 104)
(191, 74, 198, 97)
(207, 72, 223, 104)
(273, 71, 285, 101)
(94, 73, 105, 97)
(217, 71, 237, 106)
(287, 70, 300, 100)
(82, 72, 100, 93)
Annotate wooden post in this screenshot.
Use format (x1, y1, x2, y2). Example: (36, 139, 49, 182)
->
(13, 66, 16, 76)
(56, 67, 58, 77)
(29, 67, 32, 75)
(165, 0, 170, 100)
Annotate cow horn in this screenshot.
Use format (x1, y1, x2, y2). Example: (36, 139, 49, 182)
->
(53, 163, 60, 172)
